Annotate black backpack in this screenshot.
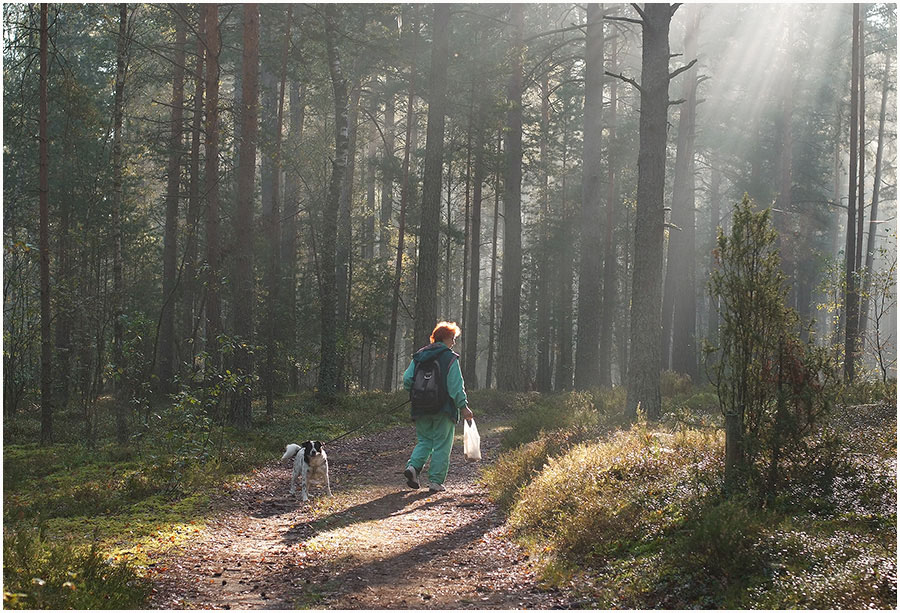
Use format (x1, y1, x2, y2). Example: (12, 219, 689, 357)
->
(410, 352, 455, 415)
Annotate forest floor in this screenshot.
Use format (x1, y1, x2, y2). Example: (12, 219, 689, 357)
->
(148, 415, 572, 609)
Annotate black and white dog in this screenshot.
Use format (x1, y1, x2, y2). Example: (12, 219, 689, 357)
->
(281, 441, 332, 502)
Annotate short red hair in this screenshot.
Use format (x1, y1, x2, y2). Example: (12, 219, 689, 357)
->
(430, 321, 461, 344)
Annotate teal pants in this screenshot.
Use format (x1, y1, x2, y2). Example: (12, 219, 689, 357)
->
(407, 413, 456, 485)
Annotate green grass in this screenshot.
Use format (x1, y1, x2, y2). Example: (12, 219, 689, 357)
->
(482, 383, 897, 609)
(2, 389, 414, 609)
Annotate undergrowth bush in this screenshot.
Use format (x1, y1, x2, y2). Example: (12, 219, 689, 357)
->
(3, 526, 151, 609)
(508, 424, 723, 559)
(499, 387, 626, 450)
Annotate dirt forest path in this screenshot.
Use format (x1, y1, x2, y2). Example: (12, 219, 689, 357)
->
(150, 415, 572, 609)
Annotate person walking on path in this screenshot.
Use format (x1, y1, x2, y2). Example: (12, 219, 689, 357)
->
(403, 321, 474, 492)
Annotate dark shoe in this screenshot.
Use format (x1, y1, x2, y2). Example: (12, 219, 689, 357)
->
(428, 482, 446, 492)
(405, 466, 420, 489)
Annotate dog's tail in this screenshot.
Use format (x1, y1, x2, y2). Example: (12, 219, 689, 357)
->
(281, 443, 302, 461)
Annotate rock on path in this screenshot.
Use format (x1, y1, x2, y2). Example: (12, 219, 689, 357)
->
(150, 417, 570, 609)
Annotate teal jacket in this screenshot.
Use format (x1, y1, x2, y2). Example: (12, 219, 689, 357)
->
(403, 341, 468, 423)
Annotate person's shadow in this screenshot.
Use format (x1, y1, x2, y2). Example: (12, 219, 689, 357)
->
(281, 488, 437, 545)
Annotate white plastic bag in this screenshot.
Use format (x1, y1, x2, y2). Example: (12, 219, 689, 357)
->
(463, 418, 481, 461)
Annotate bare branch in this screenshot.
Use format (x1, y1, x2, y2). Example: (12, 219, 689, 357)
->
(669, 98, 686, 106)
(631, 3, 648, 22)
(669, 58, 698, 81)
(523, 23, 586, 44)
(605, 70, 643, 94)
(605, 15, 643, 25)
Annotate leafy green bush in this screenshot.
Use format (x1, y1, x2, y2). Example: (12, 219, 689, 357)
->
(3, 526, 151, 609)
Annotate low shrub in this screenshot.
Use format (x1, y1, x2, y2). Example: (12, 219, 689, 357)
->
(508, 425, 723, 560)
(499, 387, 626, 450)
(3, 526, 151, 610)
(481, 429, 576, 513)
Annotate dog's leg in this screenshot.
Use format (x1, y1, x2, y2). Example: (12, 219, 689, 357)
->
(301, 462, 310, 502)
(289, 457, 301, 496)
(325, 460, 332, 496)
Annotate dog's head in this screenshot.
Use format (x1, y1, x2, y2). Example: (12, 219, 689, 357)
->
(302, 440, 325, 460)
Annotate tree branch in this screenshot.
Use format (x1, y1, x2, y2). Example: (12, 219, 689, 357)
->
(523, 23, 586, 44)
(631, 3, 648, 23)
(605, 15, 643, 25)
(605, 70, 643, 94)
(669, 58, 698, 81)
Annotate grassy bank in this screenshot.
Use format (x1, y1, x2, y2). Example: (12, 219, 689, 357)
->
(3, 390, 412, 609)
(481, 382, 897, 609)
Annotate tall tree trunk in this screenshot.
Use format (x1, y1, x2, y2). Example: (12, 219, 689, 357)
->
(445, 156, 453, 318)
(598, 33, 619, 387)
(204, 3, 223, 370)
(320, 5, 350, 399)
(230, 3, 259, 431)
(856, 19, 866, 277)
(497, 4, 525, 391)
(284, 81, 305, 392)
(337, 80, 361, 329)
(383, 44, 417, 391)
(486, 128, 501, 389)
(574, 3, 605, 390)
(555, 121, 575, 391)
(365, 93, 377, 261)
(112, 3, 128, 444)
(860, 53, 891, 338)
(706, 166, 722, 350)
(844, 3, 860, 382)
(182, 7, 204, 363)
(39, 2, 52, 445)
(264, 8, 291, 416)
(160, 14, 186, 394)
(413, 4, 451, 345)
(535, 75, 552, 393)
(626, 4, 675, 421)
(379, 86, 396, 258)
(464, 101, 485, 389)
(662, 5, 700, 378)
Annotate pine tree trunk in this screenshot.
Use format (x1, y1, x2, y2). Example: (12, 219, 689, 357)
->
(320, 5, 350, 399)
(413, 4, 451, 345)
(856, 21, 866, 276)
(182, 7, 204, 362)
(665, 5, 700, 378)
(555, 123, 574, 392)
(160, 14, 186, 394)
(230, 3, 259, 431)
(383, 46, 417, 392)
(535, 74, 552, 393)
(112, 3, 128, 444)
(497, 4, 525, 391)
(264, 8, 291, 416)
(626, 4, 674, 421)
(486, 128, 501, 389)
(706, 167, 722, 350)
(284, 81, 305, 392)
(204, 3, 223, 369)
(39, 3, 52, 445)
(337, 81, 361, 330)
(859, 54, 890, 338)
(380, 87, 396, 259)
(574, 3, 605, 390)
(598, 34, 619, 387)
(844, 4, 860, 382)
(365, 93, 378, 261)
(464, 102, 485, 389)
